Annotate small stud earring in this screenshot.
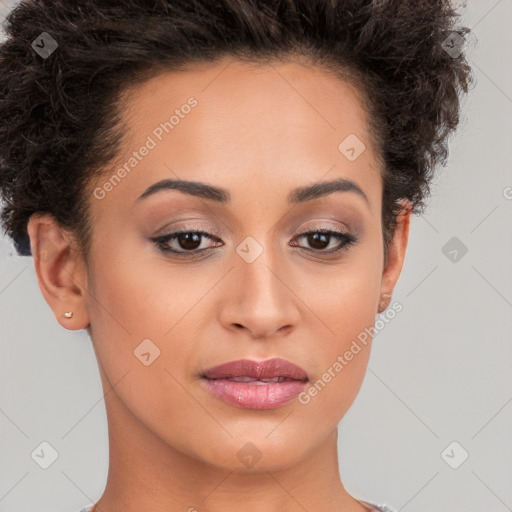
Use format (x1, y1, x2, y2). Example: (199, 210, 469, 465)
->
(63, 311, 73, 318)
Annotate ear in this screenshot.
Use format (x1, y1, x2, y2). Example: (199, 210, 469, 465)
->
(378, 199, 412, 313)
(26, 213, 90, 330)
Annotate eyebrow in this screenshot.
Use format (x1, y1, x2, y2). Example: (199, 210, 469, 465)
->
(136, 177, 369, 206)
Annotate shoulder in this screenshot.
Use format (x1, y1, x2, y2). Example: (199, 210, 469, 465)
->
(76, 502, 396, 512)
(361, 500, 397, 512)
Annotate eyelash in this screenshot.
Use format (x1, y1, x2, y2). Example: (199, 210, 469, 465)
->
(150, 226, 359, 258)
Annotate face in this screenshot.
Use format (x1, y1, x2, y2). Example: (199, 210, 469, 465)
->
(29, 56, 410, 473)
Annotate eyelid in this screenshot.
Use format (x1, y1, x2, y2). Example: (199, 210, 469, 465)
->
(298, 219, 351, 232)
(155, 221, 221, 237)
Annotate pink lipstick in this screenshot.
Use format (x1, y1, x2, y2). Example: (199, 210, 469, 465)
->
(201, 358, 309, 409)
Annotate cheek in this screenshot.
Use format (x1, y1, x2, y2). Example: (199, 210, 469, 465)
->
(85, 238, 186, 337)
(301, 232, 383, 347)
(295, 297, 376, 437)
(293, 238, 383, 424)
(84, 235, 205, 376)
(83, 241, 174, 385)
(83, 248, 200, 441)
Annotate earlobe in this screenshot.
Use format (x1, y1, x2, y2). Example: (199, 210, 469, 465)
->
(26, 213, 90, 330)
(377, 293, 393, 314)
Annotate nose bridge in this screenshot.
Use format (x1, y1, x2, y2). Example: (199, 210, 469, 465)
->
(235, 230, 287, 306)
(222, 228, 299, 337)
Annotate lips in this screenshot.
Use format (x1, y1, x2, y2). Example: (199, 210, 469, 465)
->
(201, 358, 309, 382)
(201, 358, 309, 409)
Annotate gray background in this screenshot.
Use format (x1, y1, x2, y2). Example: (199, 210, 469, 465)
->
(1, 1, 511, 511)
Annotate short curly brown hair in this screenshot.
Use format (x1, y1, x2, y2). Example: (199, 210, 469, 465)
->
(0, 0, 474, 262)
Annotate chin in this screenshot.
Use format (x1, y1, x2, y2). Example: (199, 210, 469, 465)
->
(196, 433, 310, 474)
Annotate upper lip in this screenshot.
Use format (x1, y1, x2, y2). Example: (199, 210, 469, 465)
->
(202, 358, 309, 381)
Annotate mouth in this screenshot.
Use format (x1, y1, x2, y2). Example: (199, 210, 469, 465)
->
(214, 376, 300, 384)
(200, 358, 309, 409)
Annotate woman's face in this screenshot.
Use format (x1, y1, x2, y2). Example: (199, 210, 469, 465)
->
(32, 56, 409, 472)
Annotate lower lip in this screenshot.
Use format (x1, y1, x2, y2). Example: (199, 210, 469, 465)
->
(201, 378, 308, 409)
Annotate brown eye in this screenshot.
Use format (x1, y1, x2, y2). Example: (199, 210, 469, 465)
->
(291, 229, 358, 254)
(151, 230, 222, 256)
(150, 227, 358, 259)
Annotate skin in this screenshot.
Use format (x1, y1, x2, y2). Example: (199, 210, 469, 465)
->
(27, 56, 410, 512)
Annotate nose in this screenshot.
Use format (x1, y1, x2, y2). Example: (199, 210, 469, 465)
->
(217, 242, 301, 340)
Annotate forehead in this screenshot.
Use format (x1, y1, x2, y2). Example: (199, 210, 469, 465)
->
(90, 57, 382, 218)
(121, 57, 376, 153)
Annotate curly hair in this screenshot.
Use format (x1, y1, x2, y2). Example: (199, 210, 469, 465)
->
(0, 0, 474, 263)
